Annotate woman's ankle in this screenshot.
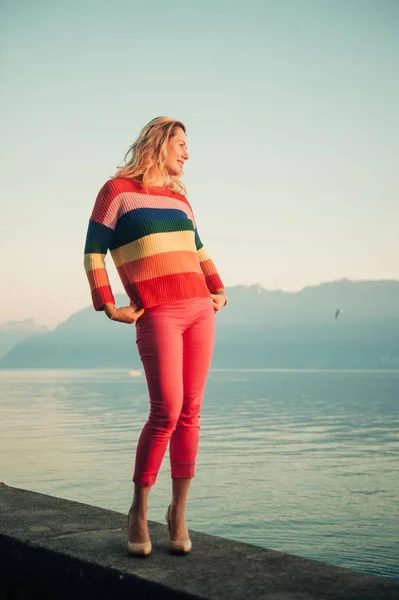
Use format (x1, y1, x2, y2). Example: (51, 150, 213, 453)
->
(170, 502, 186, 517)
(129, 504, 148, 520)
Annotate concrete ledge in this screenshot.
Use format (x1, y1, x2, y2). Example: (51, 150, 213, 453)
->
(0, 483, 398, 600)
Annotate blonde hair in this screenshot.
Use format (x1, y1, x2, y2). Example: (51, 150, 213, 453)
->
(114, 117, 187, 194)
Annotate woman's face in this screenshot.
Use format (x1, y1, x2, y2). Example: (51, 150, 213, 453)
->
(165, 127, 189, 176)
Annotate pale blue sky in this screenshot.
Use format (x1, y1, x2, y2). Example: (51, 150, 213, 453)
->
(1, 0, 398, 327)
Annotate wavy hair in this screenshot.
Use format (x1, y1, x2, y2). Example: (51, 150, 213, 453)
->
(114, 117, 187, 194)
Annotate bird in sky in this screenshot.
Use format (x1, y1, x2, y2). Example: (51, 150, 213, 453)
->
(335, 308, 343, 320)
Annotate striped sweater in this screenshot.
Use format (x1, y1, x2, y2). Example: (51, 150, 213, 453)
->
(84, 177, 224, 311)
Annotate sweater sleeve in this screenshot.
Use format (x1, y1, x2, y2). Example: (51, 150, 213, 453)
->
(194, 227, 224, 293)
(84, 180, 120, 310)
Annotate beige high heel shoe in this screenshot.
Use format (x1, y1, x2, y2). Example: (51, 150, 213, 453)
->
(127, 511, 152, 557)
(165, 504, 192, 554)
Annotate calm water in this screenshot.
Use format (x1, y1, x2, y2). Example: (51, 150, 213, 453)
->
(0, 368, 398, 579)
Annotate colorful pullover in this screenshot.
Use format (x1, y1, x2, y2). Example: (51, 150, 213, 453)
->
(84, 177, 224, 310)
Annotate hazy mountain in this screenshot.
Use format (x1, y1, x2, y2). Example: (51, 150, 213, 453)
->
(0, 319, 48, 361)
(1, 280, 399, 369)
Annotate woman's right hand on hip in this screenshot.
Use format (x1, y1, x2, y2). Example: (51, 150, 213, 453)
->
(105, 304, 145, 325)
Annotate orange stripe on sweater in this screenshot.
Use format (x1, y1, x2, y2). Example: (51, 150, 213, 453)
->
(86, 267, 111, 291)
(198, 257, 218, 277)
(118, 250, 202, 283)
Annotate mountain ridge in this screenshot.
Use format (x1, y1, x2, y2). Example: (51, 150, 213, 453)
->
(1, 279, 398, 369)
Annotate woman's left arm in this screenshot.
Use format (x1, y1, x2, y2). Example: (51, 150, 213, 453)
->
(195, 227, 227, 310)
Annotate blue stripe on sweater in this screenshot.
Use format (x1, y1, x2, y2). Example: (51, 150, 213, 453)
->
(84, 220, 114, 254)
(195, 228, 203, 251)
(110, 207, 194, 249)
(119, 207, 190, 224)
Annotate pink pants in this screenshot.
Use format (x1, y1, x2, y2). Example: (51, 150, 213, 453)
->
(133, 297, 215, 487)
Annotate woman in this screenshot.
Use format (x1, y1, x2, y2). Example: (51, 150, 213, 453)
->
(84, 117, 227, 557)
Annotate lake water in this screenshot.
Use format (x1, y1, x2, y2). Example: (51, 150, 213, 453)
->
(0, 368, 398, 579)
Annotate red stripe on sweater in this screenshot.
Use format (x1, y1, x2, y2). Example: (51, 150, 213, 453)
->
(125, 272, 210, 309)
(91, 285, 115, 311)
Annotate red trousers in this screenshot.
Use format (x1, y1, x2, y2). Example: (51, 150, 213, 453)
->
(133, 297, 215, 487)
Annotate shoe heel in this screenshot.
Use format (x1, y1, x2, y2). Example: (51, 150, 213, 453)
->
(127, 510, 152, 557)
(165, 505, 192, 554)
(127, 540, 152, 557)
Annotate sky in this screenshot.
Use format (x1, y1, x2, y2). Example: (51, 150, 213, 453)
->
(1, 0, 398, 328)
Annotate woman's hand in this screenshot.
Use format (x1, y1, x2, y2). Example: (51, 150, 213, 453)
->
(104, 303, 145, 324)
(210, 293, 227, 312)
